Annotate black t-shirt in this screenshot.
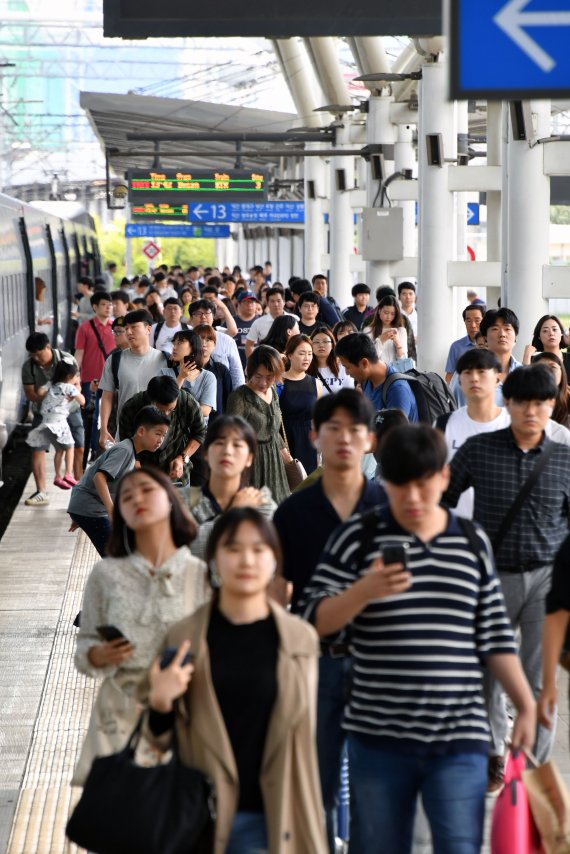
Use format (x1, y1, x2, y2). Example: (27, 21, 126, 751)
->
(207, 607, 279, 811)
(547, 533, 570, 613)
(233, 316, 256, 366)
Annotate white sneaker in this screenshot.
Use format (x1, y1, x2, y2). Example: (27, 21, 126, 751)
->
(25, 491, 49, 506)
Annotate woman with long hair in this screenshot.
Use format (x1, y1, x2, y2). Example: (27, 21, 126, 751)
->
(188, 415, 277, 559)
(332, 319, 358, 340)
(364, 295, 408, 364)
(227, 345, 291, 503)
(532, 351, 570, 427)
(524, 315, 569, 374)
(146, 508, 327, 854)
(144, 289, 164, 322)
(308, 326, 354, 393)
(161, 329, 217, 421)
(259, 314, 300, 357)
(73, 467, 209, 785)
(280, 334, 323, 474)
(193, 323, 233, 419)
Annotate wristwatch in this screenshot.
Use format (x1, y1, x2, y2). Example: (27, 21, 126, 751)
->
(183, 454, 190, 465)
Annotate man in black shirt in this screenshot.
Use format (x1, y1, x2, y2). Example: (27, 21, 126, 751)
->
(342, 283, 372, 331)
(298, 291, 326, 336)
(274, 390, 385, 852)
(233, 292, 259, 367)
(444, 364, 570, 783)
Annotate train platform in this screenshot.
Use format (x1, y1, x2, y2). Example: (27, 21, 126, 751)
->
(0, 474, 569, 854)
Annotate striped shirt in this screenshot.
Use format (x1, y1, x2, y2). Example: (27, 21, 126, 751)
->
(301, 509, 516, 755)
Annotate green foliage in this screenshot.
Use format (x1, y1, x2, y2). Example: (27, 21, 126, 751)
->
(551, 206, 570, 225)
(94, 216, 216, 275)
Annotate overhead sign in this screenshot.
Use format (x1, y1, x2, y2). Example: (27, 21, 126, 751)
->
(188, 201, 305, 223)
(104, 0, 442, 37)
(126, 223, 231, 238)
(128, 169, 268, 204)
(142, 241, 161, 260)
(467, 203, 480, 225)
(131, 203, 189, 221)
(450, 0, 570, 99)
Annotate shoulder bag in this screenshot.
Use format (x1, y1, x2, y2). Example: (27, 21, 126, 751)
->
(66, 714, 215, 854)
(279, 417, 307, 491)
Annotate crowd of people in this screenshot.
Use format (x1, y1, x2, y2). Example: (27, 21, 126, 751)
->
(19, 260, 570, 852)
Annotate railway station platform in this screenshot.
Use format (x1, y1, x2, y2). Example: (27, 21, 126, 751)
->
(1, 475, 569, 854)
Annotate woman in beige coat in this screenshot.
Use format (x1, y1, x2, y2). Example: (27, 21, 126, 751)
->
(145, 507, 326, 854)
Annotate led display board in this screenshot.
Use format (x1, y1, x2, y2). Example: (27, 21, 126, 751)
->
(127, 169, 268, 203)
(131, 203, 189, 220)
(104, 0, 442, 37)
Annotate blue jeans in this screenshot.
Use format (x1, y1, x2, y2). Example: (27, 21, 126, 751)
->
(69, 512, 111, 557)
(316, 654, 352, 852)
(347, 735, 487, 854)
(226, 812, 268, 854)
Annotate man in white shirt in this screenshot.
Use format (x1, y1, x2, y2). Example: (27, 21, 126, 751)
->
(397, 281, 418, 337)
(245, 287, 295, 357)
(98, 309, 167, 446)
(151, 298, 187, 354)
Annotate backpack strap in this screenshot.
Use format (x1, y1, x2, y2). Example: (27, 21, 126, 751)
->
(89, 319, 111, 360)
(152, 320, 164, 346)
(435, 411, 452, 432)
(354, 507, 384, 569)
(316, 370, 333, 394)
(457, 517, 486, 571)
(111, 348, 122, 390)
(380, 371, 407, 407)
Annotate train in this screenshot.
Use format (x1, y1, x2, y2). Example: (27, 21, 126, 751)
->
(0, 192, 101, 450)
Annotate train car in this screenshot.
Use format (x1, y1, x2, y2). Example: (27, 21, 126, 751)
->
(0, 193, 100, 451)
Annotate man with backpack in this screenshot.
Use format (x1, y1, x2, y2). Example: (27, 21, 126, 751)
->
(443, 364, 570, 788)
(98, 309, 167, 447)
(150, 297, 187, 354)
(301, 423, 535, 853)
(74, 290, 115, 464)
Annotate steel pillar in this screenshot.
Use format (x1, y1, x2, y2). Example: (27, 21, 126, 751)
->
(365, 95, 395, 287)
(486, 101, 503, 311)
(505, 101, 550, 357)
(329, 123, 355, 308)
(304, 143, 328, 280)
(417, 60, 457, 373)
(394, 122, 417, 263)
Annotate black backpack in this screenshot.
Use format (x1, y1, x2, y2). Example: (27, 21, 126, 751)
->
(381, 368, 456, 424)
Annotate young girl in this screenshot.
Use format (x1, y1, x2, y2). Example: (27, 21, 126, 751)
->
(73, 466, 209, 785)
(309, 326, 354, 393)
(280, 334, 323, 474)
(188, 415, 277, 560)
(26, 360, 85, 489)
(146, 508, 327, 854)
(364, 295, 408, 365)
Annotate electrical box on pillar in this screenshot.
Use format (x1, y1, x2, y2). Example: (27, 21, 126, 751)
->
(361, 208, 404, 262)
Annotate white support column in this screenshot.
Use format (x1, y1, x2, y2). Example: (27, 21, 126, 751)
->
(417, 59, 457, 373)
(268, 231, 278, 278)
(394, 122, 417, 268)
(292, 229, 304, 277)
(329, 122, 355, 308)
(278, 231, 292, 284)
(237, 225, 246, 272)
(304, 144, 327, 280)
(486, 101, 503, 310)
(454, 101, 469, 335)
(505, 101, 550, 357)
(365, 94, 395, 287)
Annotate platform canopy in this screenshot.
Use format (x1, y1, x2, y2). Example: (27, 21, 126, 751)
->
(79, 91, 304, 176)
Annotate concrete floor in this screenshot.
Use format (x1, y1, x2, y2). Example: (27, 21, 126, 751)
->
(1, 474, 569, 853)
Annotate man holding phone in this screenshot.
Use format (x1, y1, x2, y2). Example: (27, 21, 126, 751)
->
(302, 424, 535, 853)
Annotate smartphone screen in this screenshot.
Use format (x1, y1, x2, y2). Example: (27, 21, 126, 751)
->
(160, 646, 194, 670)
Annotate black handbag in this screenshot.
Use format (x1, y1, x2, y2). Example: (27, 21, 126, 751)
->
(66, 715, 215, 854)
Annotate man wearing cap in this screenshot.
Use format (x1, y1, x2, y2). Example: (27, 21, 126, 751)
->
(233, 291, 260, 367)
(244, 287, 296, 358)
(343, 284, 373, 331)
(98, 309, 168, 446)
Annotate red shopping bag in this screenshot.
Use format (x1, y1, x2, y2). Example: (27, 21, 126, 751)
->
(491, 751, 543, 854)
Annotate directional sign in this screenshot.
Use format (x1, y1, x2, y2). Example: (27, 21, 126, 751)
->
(467, 203, 480, 226)
(126, 223, 230, 239)
(142, 241, 161, 260)
(128, 169, 268, 203)
(450, 0, 570, 99)
(188, 201, 305, 223)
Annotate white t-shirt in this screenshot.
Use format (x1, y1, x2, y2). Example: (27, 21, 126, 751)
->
(443, 406, 511, 518)
(315, 364, 355, 393)
(365, 326, 408, 364)
(99, 348, 167, 433)
(246, 311, 296, 344)
(151, 321, 185, 354)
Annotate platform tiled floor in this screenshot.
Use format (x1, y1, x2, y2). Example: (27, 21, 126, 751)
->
(1, 474, 569, 853)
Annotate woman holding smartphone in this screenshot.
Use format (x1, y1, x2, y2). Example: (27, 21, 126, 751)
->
(364, 295, 408, 365)
(145, 508, 327, 854)
(161, 329, 217, 422)
(72, 467, 209, 786)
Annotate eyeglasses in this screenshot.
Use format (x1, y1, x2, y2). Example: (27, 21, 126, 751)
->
(191, 310, 213, 318)
(313, 339, 332, 346)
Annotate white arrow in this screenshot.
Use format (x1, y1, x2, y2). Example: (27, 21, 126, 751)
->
(494, 0, 570, 73)
(192, 203, 208, 220)
(467, 206, 475, 223)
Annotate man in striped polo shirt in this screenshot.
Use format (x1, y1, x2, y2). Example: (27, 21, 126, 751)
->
(301, 424, 535, 854)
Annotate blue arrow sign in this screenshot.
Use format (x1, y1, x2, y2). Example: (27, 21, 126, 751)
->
(125, 223, 230, 238)
(467, 203, 480, 225)
(188, 201, 305, 223)
(451, 0, 570, 99)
